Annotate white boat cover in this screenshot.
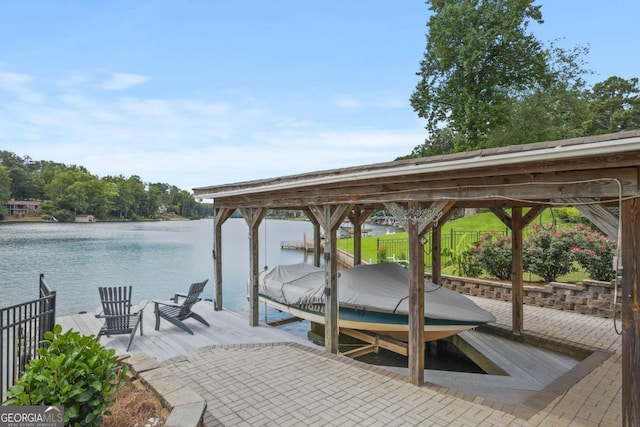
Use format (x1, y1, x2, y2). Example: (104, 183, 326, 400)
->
(259, 262, 496, 323)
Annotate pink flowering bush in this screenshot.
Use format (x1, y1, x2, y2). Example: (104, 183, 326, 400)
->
(471, 232, 512, 280)
(468, 224, 616, 282)
(523, 224, 577, 282)
(570, 224, 617, 282)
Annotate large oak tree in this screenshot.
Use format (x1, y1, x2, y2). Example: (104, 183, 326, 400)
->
(411, 0, 555, 151)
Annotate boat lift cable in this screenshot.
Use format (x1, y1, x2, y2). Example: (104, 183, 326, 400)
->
(264, 215, 269, 270)
(539, 207, 556, 231)
(391, 282, 444, 315)
(263, 216, 268, 323)
(613, 179, 623, 336)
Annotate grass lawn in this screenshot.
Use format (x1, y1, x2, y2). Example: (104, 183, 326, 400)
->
(338, 208, 589, 283)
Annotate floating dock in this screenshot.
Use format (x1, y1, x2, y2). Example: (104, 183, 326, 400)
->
(280, 239, 321, 252)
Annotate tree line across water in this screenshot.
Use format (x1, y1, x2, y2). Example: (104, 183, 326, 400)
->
(0, 151, 212, 222)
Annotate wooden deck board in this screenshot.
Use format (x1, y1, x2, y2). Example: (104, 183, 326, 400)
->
(57, 301, 316, 360)
(416, 329, 582, 404)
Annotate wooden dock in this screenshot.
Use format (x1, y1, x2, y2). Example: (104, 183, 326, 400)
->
(57, 301, 317, 360)
(280, 239, 321, 252)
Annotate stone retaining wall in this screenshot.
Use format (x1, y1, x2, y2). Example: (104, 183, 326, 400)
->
(427, 273, 622, 319)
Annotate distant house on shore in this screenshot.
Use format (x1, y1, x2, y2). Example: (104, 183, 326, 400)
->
(5, 199, 41, 217)
(75, 214, 96, 223)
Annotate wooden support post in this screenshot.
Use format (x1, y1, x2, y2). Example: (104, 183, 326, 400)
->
(241, 208, 267, 327)
(622, 197, 640, 426)
(348, 208, 373, 266)
(308, 204, 353, 354)
(383, 201, 454, 386)
(304, 209, 322, 267)
(431, 226, 441, 284)
(313, 222, 322, 268)
(490, 207, 542, 335)
(325, 211, 339, 353)
(511, 207, 524, 334)
(430, 205, 457, 285)
(213, 208, 234, 311)
(407, 202, 425, 386)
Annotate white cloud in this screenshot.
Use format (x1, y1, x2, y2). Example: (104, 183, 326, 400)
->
(102, 73, 151, 91)
(333, 95, 406, 110)
(0, 72, 43, 103)
(0, 69, 424, 191)
(334, 96, 361, 108)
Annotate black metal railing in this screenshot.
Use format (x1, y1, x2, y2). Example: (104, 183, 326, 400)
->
(376, 229, 511, 268)
(1, 274, 56, 402)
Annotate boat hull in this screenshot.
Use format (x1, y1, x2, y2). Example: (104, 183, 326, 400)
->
(260, 296, 479, 342)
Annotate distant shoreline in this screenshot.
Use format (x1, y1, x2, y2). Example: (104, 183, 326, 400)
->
(0, 215, 192, 224)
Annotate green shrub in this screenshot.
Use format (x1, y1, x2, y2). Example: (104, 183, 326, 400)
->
(377, 245, 388, 263)
(459, 247, 483, 277)
(443, 243, 482, 277)
(553, 207, 583, 224)
(523, 225, 577, 282)
(3, 325, 127, 427)
(570, 224, 617, 282)
(472, 233, 512, 280)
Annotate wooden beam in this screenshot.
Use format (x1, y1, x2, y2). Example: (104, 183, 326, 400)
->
(522, 206, 545, 227)
(340, 328, 408, 356)
(621, 196, 640, 426)
(207, 167, 638, 210)
(308, 204, 354, 354)
(438, 205, 459, 226)
(240, 208, 267, 327)
(348, 208, 373, 265)
(490, 207, 513, 228)
(384, 201, 454, 235)
(213, 208, 234, 311)
(342, 344, 377, 358)
(491, 207, 544, 229)
(562, 198, 619, 239)
(266, 316, 304, 327)
(417, 201, 456, 236)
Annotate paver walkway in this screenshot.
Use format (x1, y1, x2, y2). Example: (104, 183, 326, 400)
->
(161, 297, 622, 426)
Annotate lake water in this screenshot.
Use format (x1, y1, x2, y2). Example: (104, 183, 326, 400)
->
(0, 219, 323, 315)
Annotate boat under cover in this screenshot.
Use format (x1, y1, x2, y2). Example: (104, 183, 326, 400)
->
(258, 262, 496, 342)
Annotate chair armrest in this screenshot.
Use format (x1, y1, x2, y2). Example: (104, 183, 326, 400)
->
(95, 312, 142, 320)
(153, 299, 182, 308)
(132, 299, 148, 314)
(171, 292, 188, 302)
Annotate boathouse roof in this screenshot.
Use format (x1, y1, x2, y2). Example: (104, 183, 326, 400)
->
(193, 130, 640, 209)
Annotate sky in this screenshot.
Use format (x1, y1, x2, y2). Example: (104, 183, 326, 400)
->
(0, 1, 638, 193)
